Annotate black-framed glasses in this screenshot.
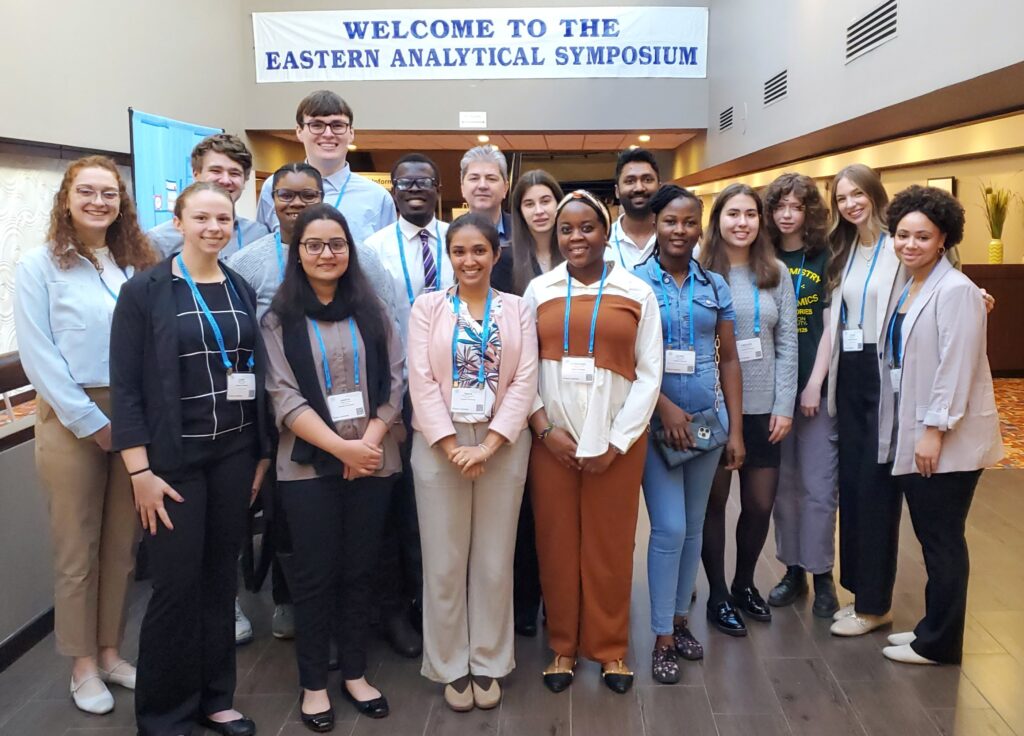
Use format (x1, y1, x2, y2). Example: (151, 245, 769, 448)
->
(301, 238, 349, 255)
(273, 188, 323, 204)
(301, 119, 351, 135)
(393, 177, 437, 191)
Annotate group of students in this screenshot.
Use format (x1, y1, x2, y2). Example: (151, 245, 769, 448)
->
(12, 88, 1004, 736)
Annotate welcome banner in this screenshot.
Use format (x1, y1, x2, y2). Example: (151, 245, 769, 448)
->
(252, 7, 708, 82)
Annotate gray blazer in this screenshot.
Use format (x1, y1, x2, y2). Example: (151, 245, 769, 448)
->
(876, 257, 1003, 475)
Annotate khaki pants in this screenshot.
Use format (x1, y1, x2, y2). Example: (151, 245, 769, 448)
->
(35, 388, 139, 657)
(413, 425, 530, 683)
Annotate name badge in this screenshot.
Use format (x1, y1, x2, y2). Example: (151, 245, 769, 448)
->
(842, 329, 864, 352)
(451, 387, 486, 415)
(890, 368, 902, 391)
(736, 337, 763, 363)
(226, 372, 256, 401)
(328, 391, 366, 422)
(665, 349, 696, 374)
(561, 356, 596, 383)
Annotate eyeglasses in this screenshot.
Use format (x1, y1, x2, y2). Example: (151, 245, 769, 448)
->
(273, 188, 323, 204)
(393, 177, 437, 191)
(301, 238, 349, 255)
(773, 204, 805, 214)
(74, 186, 120, 203)
(301, 120, 351, 135)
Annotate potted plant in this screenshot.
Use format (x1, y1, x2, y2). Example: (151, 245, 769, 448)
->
(980, 183, 1011, 263)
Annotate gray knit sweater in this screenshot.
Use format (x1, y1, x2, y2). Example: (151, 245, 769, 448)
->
(726, 261, 799, 417)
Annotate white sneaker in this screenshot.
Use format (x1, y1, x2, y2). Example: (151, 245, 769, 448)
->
(70, 675, 114, 714)
(832, 603, 856, 621)
(883, 643, 937, 665)
(830, 611, 893, 637)
(887, 631, 916, 646)
(272, 604, 295, 639)
(235, 599, 253, 645)
(99, 660, 136, 690)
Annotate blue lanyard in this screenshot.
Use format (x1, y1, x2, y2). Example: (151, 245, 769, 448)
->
(564, 261, 608, 356)
(274, 231, 286, 282)
(96, 271, 120, 302)
(654, 259, 695, 349)
(311, 318, 359, 393)
(840, 233, 884, 328)
(451, 288, 493, 386)
(395, 220, 443, 305)
(234, 221, 244, 251)
(612, 224, 627, 269)
(176, 255, 254, 373)
(886, 281, 912, 368)
(793, 252, 807, 304)
(332, 170, 353, 210)
(751, 275, 762, 336)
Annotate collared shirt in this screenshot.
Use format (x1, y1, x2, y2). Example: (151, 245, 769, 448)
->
(604, 215, 657, 271)
(147, 217, 269, 260)
(13, 245, 135, 438)
(256, 163, 397, 244)
(633, 257, 735, 422)
(363, 217, 452, 340)
(522, 261, 663, 457)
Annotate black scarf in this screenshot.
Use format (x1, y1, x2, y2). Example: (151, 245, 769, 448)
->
(280, 279, 391, 476)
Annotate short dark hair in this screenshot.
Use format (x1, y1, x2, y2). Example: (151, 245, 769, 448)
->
(615, 148, 660, 181)
(887, 185, 965, 248)
(390, 153, 440, 183)
(191, 134, 253, 177)
(649, 184, 702, 217)
(272, 162, 323, 190)
(446, 212, 501, 255)
(295, 90, 354, 126)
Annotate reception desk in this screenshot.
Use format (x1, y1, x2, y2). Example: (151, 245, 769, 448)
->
(963, 264, 1023, 376)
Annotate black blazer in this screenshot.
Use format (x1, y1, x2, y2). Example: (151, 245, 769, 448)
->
(109, 257, 273, 472)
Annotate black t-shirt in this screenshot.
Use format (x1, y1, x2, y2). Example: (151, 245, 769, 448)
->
(779, 248, 829, 393)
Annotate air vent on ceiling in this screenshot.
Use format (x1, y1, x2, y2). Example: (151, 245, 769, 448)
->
(764, 70, 788, 106)
(719, 106, 734, 132)
(846, 0, 898, 64)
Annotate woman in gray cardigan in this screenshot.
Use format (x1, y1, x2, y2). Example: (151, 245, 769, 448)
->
(877, 186, 1003, 666)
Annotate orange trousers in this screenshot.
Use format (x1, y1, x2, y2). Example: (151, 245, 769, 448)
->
(529, 435, 646, 663)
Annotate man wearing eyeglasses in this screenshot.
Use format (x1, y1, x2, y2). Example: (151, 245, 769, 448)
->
(256, 90, 397, 244)
(148, 134, 270, 260)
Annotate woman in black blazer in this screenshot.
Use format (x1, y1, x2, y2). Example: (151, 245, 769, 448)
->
(110, 182, 272, 736)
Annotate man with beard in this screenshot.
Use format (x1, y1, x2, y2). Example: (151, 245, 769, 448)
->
(606, 148, 660, 270)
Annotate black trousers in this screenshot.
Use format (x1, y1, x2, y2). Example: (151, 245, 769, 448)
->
(282, 474, 394, 686)
(513, 484, 541, 623)
(898, 469, 981, 664)
(135, 430, 259, 736)
(267, 474, 293, 605)
(836, 346, 902, 615)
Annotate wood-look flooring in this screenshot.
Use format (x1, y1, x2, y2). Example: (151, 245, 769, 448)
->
(1, 468, 1021, 736)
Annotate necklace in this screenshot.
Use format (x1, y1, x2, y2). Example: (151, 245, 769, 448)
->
(857, 242, 875, 262)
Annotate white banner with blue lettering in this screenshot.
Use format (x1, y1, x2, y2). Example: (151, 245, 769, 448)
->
(252, 7, 707, 82)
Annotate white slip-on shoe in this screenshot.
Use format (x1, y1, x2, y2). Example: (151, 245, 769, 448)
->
(99, 660, 136, 690)
(830, 611, 893, 637)
(887, 631, 916, 646)
(832, 603, 856, 621)
(883, 643, 938, 665)
(70, 675, 114, 715)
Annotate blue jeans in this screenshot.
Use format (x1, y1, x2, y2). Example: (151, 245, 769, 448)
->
(643, 443, 723, 636)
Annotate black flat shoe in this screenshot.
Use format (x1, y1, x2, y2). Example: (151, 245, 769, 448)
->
(542, 656, 575, 693)
(812, 574, 840, 618)
(651, 645, 680, 685)
(707, 600, 747, 636)
(198, 715, 256, 736)
(601, 660, 634, 694)
(385, 612, 423, 658)
(731, 586, 772, 622)
(514, 611, 539, 637)
(299, 691, 335, 733)
(341, 686, 389, 719)
(768, 566, 807, 607)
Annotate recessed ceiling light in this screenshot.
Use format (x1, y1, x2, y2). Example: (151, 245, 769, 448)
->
(478, 134, 490, 143)
(628, 144, 639, 150)
(347, 143, 357, 151)
(638, 134, 651, 142)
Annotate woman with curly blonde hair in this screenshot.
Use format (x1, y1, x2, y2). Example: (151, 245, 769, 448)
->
(14, 155, 155, 715)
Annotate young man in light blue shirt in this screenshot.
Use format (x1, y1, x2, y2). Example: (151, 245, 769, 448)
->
(256, 90, 397, 244)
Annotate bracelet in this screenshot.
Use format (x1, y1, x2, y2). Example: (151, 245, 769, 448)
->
(128, 467, 150, 477)
(537, 424, 554, 441)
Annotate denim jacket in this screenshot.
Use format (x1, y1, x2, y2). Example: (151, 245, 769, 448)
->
(634, 256, 734, 426)
(13, 245, 133, 438)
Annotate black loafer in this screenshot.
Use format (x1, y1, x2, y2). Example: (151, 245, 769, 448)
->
(812, 575, 840, 618)
(601, 667, 634, 694)
(299, 692, 335, 733)
(542, 657, 575, 693)
(341, 686, 389, 719)
(199, 715, 256, 736)
(515, 611, 539, 637)
(707, 600, 747, 636)
(384, 612, 423, 658)
(768, 566, 807, 607)
(731, 586, 772, 622)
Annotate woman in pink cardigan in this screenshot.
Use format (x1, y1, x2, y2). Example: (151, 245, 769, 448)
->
(407, 213, 538, 712)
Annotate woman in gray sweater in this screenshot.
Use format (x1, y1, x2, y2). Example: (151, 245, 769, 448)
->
(699, 184, 799, 635)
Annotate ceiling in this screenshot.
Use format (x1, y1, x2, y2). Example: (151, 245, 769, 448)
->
(266, 130, 695, 152)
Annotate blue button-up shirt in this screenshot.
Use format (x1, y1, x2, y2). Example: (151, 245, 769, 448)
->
(634, 256, 735, 422)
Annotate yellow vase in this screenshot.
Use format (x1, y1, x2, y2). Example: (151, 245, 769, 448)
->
(988, 238, 1003, 264)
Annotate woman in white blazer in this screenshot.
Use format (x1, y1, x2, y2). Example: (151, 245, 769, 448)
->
(876, 185, 1003, 666)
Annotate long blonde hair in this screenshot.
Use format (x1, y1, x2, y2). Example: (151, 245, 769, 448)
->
(824, 164, 889, 292)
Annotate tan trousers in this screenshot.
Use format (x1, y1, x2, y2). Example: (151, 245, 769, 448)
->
(35, 388, 139, 657)
(412, 424, 531, 683)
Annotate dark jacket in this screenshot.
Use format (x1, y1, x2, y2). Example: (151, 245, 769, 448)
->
(109, 257, 273, 472)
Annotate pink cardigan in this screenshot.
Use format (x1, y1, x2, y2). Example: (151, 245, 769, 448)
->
(408, 290, 539, 446)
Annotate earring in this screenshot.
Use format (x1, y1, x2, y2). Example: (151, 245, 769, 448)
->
(938, 246, 946, 254)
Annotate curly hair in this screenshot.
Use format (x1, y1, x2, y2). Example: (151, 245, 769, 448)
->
(699, 183, 780, 289)
(886, 185, 965, 248)
(763, 173, 829, 256)
(48, 156, 157, 272)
